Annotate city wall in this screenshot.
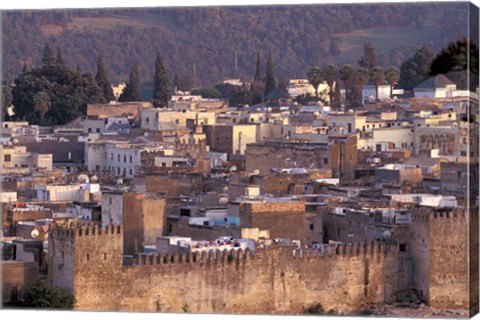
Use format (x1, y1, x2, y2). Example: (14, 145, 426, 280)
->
(48, 224, 398, 314)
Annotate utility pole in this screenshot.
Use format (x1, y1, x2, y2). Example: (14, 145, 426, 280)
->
(193, 63, 197, 89)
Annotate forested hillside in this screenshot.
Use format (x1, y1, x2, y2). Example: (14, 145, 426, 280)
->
(1, 2, 469, 86)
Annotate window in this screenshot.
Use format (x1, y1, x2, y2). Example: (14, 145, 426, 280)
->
(460, 151, 467, 156)
(324, 158, 328, 165)
(117, 155, 120, 162)
(88, 128, 92, 133)
(103, 253, 107, 260)
(86, 254, 90, 261)
(129, 169, 132, 175)
(4, 154, 11, 162)
(146, 117, 150, 123)
(124, 155, 127, 163)
(399, 244, 407, 252)
(130, 156, 133, 163)
(96, 128, 100, 133)
(457, 171, 462, 179)
(309, 224, 314, 231)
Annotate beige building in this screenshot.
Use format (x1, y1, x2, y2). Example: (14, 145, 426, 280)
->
(358, 127, 414, 151)
(203, 124, 257, 156)
(141, 109, 216, 131)
(0, 145, 52, 172)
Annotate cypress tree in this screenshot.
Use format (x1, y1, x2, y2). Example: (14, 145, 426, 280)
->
(119, 64, 141, 102)
(253, 51, 262, 81)
(42, 44, 55, 67)
(56, 46, 64, 65)
(22, 61, 28, 74)
(95, 56, 115, 102)
(358, 43, 377, 74)
(153, 49, 169, 107)
(264, 51, 276, 95)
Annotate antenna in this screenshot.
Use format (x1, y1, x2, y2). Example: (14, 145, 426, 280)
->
(193, 64, 197, 89)
(234, 49, 238, 78)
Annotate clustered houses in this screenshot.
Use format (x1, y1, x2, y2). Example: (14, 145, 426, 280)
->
(1, 74, 478, 317)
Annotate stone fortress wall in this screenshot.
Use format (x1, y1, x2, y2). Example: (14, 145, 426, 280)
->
(47, 205, 475, 314)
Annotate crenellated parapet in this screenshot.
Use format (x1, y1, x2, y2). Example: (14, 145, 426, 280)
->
(50, 222, 123, 241)
(128, 241, 395, 273)
(293, 241, 395, 258)
(410, 206, 469, 223)
(133, 248, 254, 267)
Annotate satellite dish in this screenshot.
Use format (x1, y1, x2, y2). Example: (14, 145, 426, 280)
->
(229, 166, 237, 172)
(252, 169, 260, 175)
(218, 197, 228, 205)
(383, 230, 391, 239)
(31, 229, 40, 239)
(117, 179, 123, 185)
(223, 186, 229, 193)
(77, 174, 89, 182)
(13, 139, 19, 145)
(90, 175, 98, 183)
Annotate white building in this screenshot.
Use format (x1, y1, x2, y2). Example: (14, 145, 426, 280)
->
(35, 183, 100, 202)
(86, 138, 174, 177)
(414, 75, 468, 98)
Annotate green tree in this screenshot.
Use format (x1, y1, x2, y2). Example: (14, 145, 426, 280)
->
(339, 64, 356, 105)
(253, 51, 263, 81)
(356, 67, 370, 103)
(264, 51, 276, 95)
(321, 64, 338, 105)
(358, 43, 377, 72)
(12, 58, 105, 125)
(41, 44, 55, 67)
(119, 64, 141, 102)
(33, 91, 51, 123)
(1, 82, 13, 120)
(399, 46, 435, 91)
(229, 85, 252, 107)
(371, 66, 385, 101)
(24, 280, 75, 309)
(250, 80, 265, 104)
(22, 62, 28, 74)
(153, 49, 169, 107)
(191, 87, 223, 99)
(56, 46, 64, 65)
(385, 66, 400, 98)
(332, 76, 342, 109)
(95, 56, 115, 102)
(306, 67, 323, 100)
(430, 38, 479, 91)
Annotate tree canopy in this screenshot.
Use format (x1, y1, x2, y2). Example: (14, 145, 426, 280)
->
(153, 49, 170, 107)
(95, 56, 115, 102)
(24, 280, 75, 309)
(358, 43, 377, 73)
(12, 47, 106, 125)
(119, 64, 141, 102)
(398, 46, 434, 91)
(306, 67, 323, 99)
(264, 51, 276, 95)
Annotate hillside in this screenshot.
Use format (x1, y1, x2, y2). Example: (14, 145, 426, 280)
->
(1, 2, 469, 86)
